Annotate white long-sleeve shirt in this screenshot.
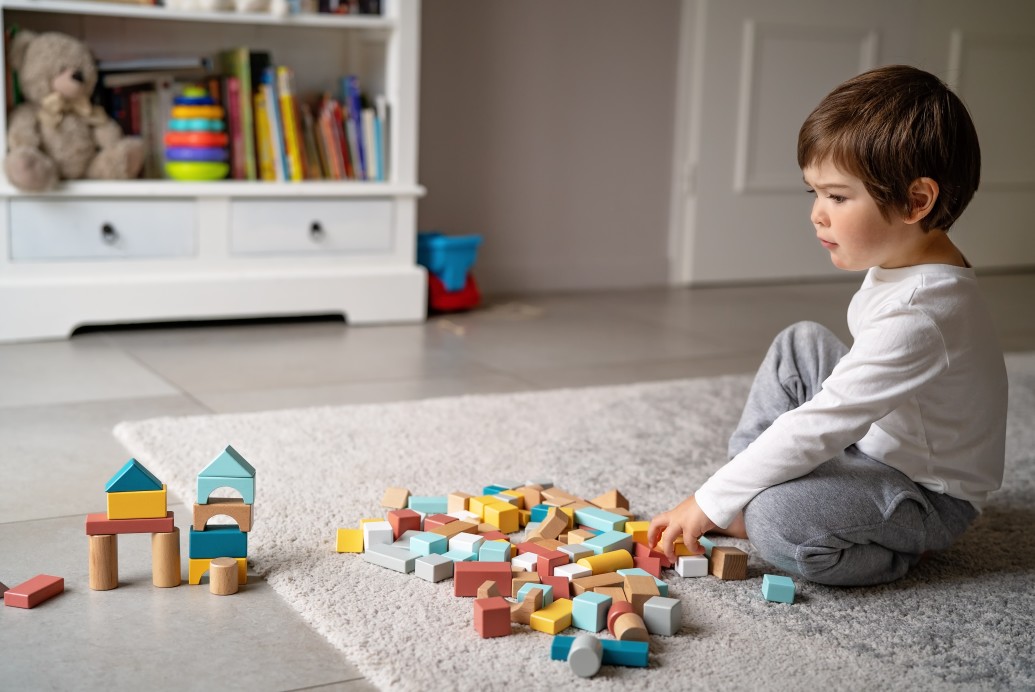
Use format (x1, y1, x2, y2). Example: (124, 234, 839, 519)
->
(695, 264, 1008, 529)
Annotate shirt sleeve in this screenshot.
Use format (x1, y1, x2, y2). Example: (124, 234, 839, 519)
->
(694, 305, 949, 528)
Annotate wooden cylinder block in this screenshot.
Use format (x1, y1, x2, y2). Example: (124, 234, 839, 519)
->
(607, 600, 635, 635)
(89, 534, 119, 591)
(209, 557, 239, 596)
(152, 527, 181, 588)
(613, 612, 650, 642)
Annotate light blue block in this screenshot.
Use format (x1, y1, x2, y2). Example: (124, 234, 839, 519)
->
(105, 458, 163, 493)
(698, 535, 717, 558)
(442, 549, 477, 562)
(483, 485, 508, 495)
(199, 444, 256, 478)
(408, 496, 449, 514)
(617, 568, 668, 596)
(571, 592, 611, 632)
(530, 504, 551, 523)
(517, 582, 553, 607)
(574, 507, 627, 533)
(478, 541, 511, 562)
(409, 531, 448, 556)
(762, 574, 796, 604)
(197, 475, 254, 505)
(189, 525, 247, 559)
(582, 530, 633, 555)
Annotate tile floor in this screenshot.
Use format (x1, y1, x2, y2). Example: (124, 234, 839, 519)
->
(1, 273, 1033, 691)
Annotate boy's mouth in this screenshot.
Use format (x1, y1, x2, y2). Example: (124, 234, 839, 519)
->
(819, 238, 838, 249)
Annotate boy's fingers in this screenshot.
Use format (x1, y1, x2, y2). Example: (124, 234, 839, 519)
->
(658, 525, 679, 561)
(646, 515, 668, 549)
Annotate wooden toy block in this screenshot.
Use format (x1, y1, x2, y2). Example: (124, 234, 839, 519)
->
(387, 509, 422, 539)
(197, 476, 254, 506)
(711, 546, 748, 580)
(363, 544, 417, 573)
(482, 484, 508, 495)
(3, 574, 64, 609)
(607, 600, 635, 635)
(477, 580, 500, 599)
(542, 574, 572, 599)
(479, 540, 511, 563)
(529, 504, 551, 524)
(423, 513, 455, 531)
(574, 507, 627, 533)
(442, 549, 477, 562)
(528, 537, 565, 551)
(192, 498, 253, 533)
(541, 487, 579, 505)
(85, 511, 175, 536)
(363, 521, 395, 548)
(554, 563, 592, 582)
(623, 574, 660, 616)
(511, 571, 541, 597)
(188, 525, 247, 559)
(536, 551, 569, 578)
(447, 491, 472, 513)
(571, 591, 611, 632)
(590, 489, 629, 510)
(617, 568, 669, 596)
(408, 531, 448, 556)
(105, 458, 163, 493)
(557, 506, 576, 530)
(498, 490, 525, 509)
(613, 612, 649, 642)
(476, 522, 496, 533)
(392, 530, 422, 550)
(189, 557, 247, 585)
(634, 540, 673, 568)
(89, 534, 119, 591)
(624, 520, 650, 543)
(106, 485, 168, 520)
(454, 561, 513, 597)
(642, 596, 682, 636)
(336, 528, 365, 553)
(517, 581, 554, 607)
(0, 581, 7, 598)
(447, 509, 481, 524)
(582, 530, 633, 555)
(449, 532, 485, 555)
(567, 633, 603, 678)
(697, 534, 717, 558)
(483, 503, 520, 534)
(381, 486, 411, 509)
(577, 549, 633, 575)
(415, 554, 454, 582)
(199, 444, 256, 478)
(468, 495, 499, 519)
(551, 636, 649, 668)
(474, 596, 512, 638)
(209, 557, 239, 595)
(408, 496, 449, 514)
(427, 520, 478, 539)
(514, 486, 543, 511)
(595, 586, 628, 603)
(530, 597, 573, 635)
(512, 552, 539, 572)
(762, 574, 796, 603)
(571, 572, 624, 595)
(510, 587, 544, 625)
(479, 530, 508, 542)
(566, 529, 595, 545)
(559, 543, 594, 563)
(152, 527, 181, 588)
(676, 554, 709, 577)
(634, 555, 662, 578)
(518, 510, 531, 527)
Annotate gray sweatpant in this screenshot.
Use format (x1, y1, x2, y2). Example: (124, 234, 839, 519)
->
(733, 321, 978, 586)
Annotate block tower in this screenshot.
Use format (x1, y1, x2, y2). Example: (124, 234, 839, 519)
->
(188, 445, 255, 589)
(87, 458, 180, 590)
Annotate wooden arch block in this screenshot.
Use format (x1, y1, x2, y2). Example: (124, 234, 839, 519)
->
(192, 498, 253, 532)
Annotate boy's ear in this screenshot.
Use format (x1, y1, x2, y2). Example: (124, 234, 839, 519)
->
(904, 177, 939, 225)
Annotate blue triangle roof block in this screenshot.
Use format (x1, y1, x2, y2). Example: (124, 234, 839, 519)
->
(199, 445, 256, 479)
(105, 458, 163, 493)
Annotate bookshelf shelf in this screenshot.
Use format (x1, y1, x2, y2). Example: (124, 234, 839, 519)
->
(0, 0, 426, 342)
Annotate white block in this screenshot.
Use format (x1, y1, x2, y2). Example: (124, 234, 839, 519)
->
(526, 480, 554, 490)
(415, 554, 454, 582)
(493, 480, 523, 490)
(492, 493, 521, 506)
(676, 554, 709, 577)
(554, 563, 593, 581)
(559, 544, 594, 562)
(642, 596, 682, 636)
(568, 634, 602, 678)
(449, 532, 485, 554)
(447, 509, 480, 523)
(363, 543, 417, 573)
(512, 552, 539, 572)
(392, 529, 422, 550)
(363, 521, 394, 548)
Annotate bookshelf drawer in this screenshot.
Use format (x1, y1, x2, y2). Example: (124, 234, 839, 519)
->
(229, 199, 393, 255)
(10, 199, 196, 261)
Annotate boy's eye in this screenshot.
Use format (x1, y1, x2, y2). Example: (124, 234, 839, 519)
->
(805, 188, 816, 196)
(829, 194, 847, 203)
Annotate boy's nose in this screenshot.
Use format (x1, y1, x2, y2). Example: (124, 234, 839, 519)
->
(811, 201, 827, 227)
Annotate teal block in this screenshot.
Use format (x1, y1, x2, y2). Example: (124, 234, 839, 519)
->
(199, 444, 256, 479)
(410, 532, 448, 556)
(617, 568, 668, 596)
(582, 530, 633, 555)
(478, 541, 511, 562)
(197, 475, 254, 505)
(482, 485, 508, 495)
(442, 549, 476, 562)
(762, 574, 796, 604)
(407, 496, 448, 514)
(105, 458, 163, 493)
(530, 504, 551, 522)
(517, 582, 553, 607)
(571, 592, 611, 632)
(573, 507, 626, 533)
(189, 525, 247, 559)
(551, 636, 648, 668)
(698, 535, 716, 557)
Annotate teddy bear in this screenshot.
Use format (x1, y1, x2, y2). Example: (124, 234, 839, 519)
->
(4, 30, 145, 192)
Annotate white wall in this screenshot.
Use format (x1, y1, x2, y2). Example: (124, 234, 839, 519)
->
(418, 0, 681, 294)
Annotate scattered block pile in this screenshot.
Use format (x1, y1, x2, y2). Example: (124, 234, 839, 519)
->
(189, 445, 256, 592)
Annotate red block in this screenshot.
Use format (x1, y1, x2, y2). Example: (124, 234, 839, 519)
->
(4, 574, 64, 609)
(428, 272, 481, 313)
(423, 513, 456, 531)
(607, 600, 635, 635)
(541, 574, 570, 599)
(634, 555, 662, 578)
(454, 561, 513, 597)
(479, 530, 507, 542)
(634, 540, 672, 568)
(85, 511, 175, 536)
(536, 551, 568, 578)
(474, 596, 512, 638)
(387, 509, 422, 540)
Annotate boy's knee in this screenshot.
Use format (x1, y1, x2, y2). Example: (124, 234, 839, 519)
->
(776, 320, 836, 348)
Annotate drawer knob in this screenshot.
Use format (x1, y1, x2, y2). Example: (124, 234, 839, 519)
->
(101, 223, 119, 245)
(309, 221, 325, 241)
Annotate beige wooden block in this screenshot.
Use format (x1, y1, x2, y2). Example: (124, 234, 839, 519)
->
(209, 557, 239, 595)
(510, 586, 544, 625)
(527, 537, 565, 551)
(381, 487, 411, 510)
(193, 498, 253, 532)
(89, 534, 118, 591)
(477, 580, 500, 599)
(447, 492, 472, 513)
(151, 527, 181, 588)
(613, 612, 649, 642)
(428, 520, 478, 538)
(623, 574, 660, 616)
(528, 507, 567, 540)
(590, 489, 629, 510)
(566, 529, 596, 545)
(511, 571, 541, 598)
(595, 586, 628, 603)
(572, 572, 624, 595)
(541, 487, 580, 505)
(477, 522, 496, 534)
(711, 546, 748, 580)
(514, 486, 542, 511)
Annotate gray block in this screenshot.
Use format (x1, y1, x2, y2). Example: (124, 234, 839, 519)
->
(392, 529, 422, 550)
(569, 634, 603, 678)
(559, 544, 594, 562)
(414, 554, 454, 582)
(642, 595, 682, 636)
(363, 543, 417, 574)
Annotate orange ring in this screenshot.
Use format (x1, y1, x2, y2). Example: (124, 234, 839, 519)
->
(164, 131, 230, 147)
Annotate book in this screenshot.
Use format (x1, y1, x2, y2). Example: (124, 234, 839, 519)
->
(300, 103, 323, 179)
(260, 69, 287, 181)
(218, 47, 257, 180)
(375, 94, 388, 181)
(253, 89, 276, 181)
(361, 107, 377, 181)
(276, 66, 304, 182)
(226, 76, 245, 179)
(99, 55, 213, 72)
(342, 75, 366, 179)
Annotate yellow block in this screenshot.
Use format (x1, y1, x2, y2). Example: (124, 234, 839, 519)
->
(518, 509, 531, 528)
(499, 490, 525, 510)
(484, 503, 520, 534)
(360, 518, 383, 525)
(189, 557, 247, 585)
(625, 520, 650, 543)
(558, 506, 575, 530)
(468, 495, 499, 520)
(530, 598, 573, 634)
(171, 105, 225, 119)
(106, 484, 167, 520)
(336, 528, 364, 553)
(577, 549, 634, 575)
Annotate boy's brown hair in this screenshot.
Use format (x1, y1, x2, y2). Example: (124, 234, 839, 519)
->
(798, 65, 980, 232)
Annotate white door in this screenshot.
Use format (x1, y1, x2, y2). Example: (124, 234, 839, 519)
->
(672, 0, 1035, 284)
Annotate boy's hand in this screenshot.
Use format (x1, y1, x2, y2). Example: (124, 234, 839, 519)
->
(647, 495, 717, 562)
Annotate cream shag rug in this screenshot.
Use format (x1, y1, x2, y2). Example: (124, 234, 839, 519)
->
(114, 353, 1035, 691)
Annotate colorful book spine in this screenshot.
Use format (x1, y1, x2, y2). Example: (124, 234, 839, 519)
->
(361, 107, 377, 181)
(331, 100, 355, 179)
(276, 66, 304, 182)
(375, 94, 388, 181)
(342, 75, 366, 179)
(260, 68, 287, 181)
(253, 89, 276, 181)
(226, 76, 244, 179)
(218, 47, 256, 180)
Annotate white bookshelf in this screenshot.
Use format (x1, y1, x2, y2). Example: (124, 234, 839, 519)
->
(0, 0, 426, 342)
